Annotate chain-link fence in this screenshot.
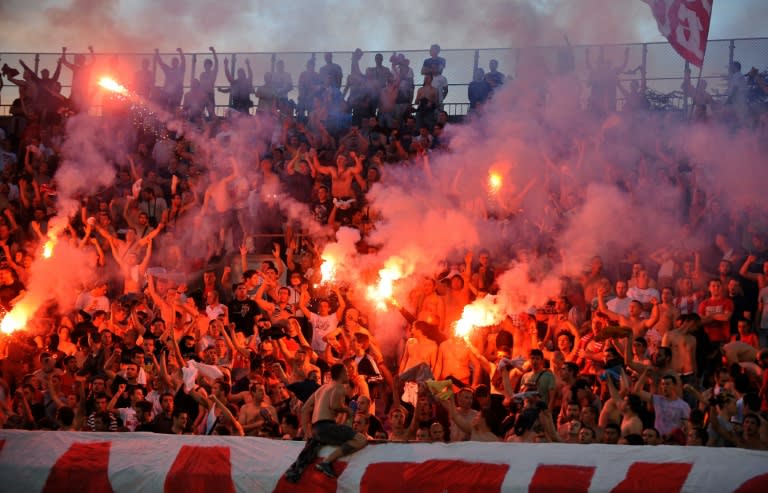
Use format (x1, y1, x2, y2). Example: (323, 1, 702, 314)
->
(1, 38, 766, 117)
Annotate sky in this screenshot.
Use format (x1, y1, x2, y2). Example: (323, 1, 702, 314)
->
(0, 0, 765, 54)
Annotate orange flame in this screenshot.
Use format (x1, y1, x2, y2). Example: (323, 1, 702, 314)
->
(98, 76, 128, 95)
(454, 297, 503, 340)
(488, 171, 503, 194)
(1, 309, 28, 334)
(366, 257, 406, 310)
(43, 240, 54, 259)
(319, 254, 337, 284)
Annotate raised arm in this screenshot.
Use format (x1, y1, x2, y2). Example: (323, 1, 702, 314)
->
(333, 286, 346, 321)
(60, 47, 76, 70)
(154, 49, 169, 70)
(223, 58, 234, 84)
(177, 48, 186, 74)
(739, 255, 761, 283)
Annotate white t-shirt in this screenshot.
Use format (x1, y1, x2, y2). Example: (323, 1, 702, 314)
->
(607, 296, 632, 317)
(309, 312, 338, 353)
(651, 394, 690, 436)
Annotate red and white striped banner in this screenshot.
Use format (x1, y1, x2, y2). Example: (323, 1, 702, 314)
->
(643, 0, 713, 67)
(0, 430, 767, 492)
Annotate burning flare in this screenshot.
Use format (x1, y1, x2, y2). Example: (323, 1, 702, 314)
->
(42, 240, 54, 259)
(98, 76, 129, 96)
(367, 257, 406, 310)
(319, 253, 337, 284)
(0, 308, 28, 334)
(488, 171, 503, 194)
(454, 297, 503, 340)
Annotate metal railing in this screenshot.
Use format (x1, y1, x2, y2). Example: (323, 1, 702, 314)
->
(1, 38, 766, 117)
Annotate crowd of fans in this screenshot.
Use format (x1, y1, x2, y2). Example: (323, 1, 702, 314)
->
(0, 42, 767, 458)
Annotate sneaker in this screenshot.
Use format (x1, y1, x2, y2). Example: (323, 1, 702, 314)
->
(315, 461, 337, 479)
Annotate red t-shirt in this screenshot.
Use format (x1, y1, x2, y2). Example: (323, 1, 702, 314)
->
(698, 297, 734, 343)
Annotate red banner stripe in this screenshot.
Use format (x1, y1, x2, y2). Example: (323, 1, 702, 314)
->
(41, 442, 114, 493)
(164, 445, 236, 493)
(273, 459, 349, 493)
(360, 459, 510, 493)
(610, 462, 693, 493)
(734, 473, 768, 493)
(529, 464, 596, 493)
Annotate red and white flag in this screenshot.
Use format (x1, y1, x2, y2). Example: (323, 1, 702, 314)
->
(643, 0, 713, 67)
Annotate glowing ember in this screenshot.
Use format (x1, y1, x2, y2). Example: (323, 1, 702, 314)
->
(454, 298, 502, 340)
(1, 309, 28, 334)
(98, 76, 129, 95)
(367, 258, 405, 310)
(488, 171, 503, 194)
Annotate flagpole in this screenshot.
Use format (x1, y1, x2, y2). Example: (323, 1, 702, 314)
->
(688, 64, 704, 122)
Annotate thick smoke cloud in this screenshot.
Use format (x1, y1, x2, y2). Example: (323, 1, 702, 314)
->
(5, 0, 767, 352)
(4, 0, 758, 53)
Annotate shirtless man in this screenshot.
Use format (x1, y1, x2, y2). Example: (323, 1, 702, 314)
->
(398, 320, 438, 374)
(311, 149, 363, 201)
(598, 288, 660, 339)
(443, 252, 473, 330)
(662, 314, 697, 393)
(111, 238, 152, 294)
(298, 364, 367, 479)
(653, 287, 680, 338)
(238, 380, 278, 436)
(417, 277, 446, 335)
(435, 334, 481, 388)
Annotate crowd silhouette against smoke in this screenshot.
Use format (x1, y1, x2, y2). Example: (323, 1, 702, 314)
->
(1, 21, 768, 461)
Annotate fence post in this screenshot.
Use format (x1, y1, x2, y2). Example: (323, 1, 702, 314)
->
(683, 60, 690, 116)
(641, 44, 648, 91)
(473, 49, 479, 79)
(229, 54, 237, 110)
(190, 53, 197, 86)
(152, 54, 157, 87)
(34, 53, 40, 75)
(728, 39, 735, 70)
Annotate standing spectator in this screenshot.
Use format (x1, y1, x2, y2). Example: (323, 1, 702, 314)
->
(318, 53, 343, 90)
(154, 48, 186, 111)
(60, 46, 95, 112)
(421, 44, 446, 77)
(485, 59, 505, 90)
(698, 279, 734, 345)
(198, 47, 219, 119)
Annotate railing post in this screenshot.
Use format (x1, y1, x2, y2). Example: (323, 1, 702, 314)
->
(152, 54, 158, 86)
(271, 53, 276, 74)
(728, 39, 735, 70)
(190, 53, 197, 86)
(34, 53, 40, 75)
(229, 53, 237, 110)
(473, 49, 479, 79)
(641, 44, 648, 92)
(683, 60, 690, 116)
